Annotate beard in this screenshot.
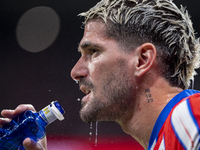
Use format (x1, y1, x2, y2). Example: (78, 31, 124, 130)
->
(80, 60, 136, 123)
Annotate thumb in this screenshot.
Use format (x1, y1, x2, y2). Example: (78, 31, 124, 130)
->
(23, 138, 45, 150)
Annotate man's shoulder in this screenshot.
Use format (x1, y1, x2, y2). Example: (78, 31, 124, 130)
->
(171, 92, 200, 116)
(163, 93, 200, 149)
(148, 90, 200, 150)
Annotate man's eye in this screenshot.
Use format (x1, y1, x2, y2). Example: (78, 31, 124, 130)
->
(89, 49, 98, 54)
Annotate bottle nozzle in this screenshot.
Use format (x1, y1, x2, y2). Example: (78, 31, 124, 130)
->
(50, 101, 64, 121)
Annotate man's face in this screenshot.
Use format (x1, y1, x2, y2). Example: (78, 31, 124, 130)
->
(71, 20, 137, 123)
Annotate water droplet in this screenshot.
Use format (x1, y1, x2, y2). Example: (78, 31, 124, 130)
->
(77, 98, 81, 101)
(49, 90, 51, 92)
(74, 79, 79, 84)
(95, 121, 98, 146)
(89, 122, 92, 141)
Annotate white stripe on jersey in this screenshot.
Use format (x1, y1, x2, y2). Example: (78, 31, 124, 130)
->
(150, 139, 156, 150)
(158, 136, 165, 150)
(171, 99, 199, 150)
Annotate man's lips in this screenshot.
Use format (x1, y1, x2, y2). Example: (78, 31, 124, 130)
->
(80, 86, 91, 95)
(80, 86, 92, 107)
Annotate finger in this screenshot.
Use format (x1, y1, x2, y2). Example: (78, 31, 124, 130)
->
(1, 104, 36, 119)
(23, 138, 45, 150)
(40, 137, 47, 150)
(1, 109, 15, 118)
(14, 104, 36, 115)
(0, 118, 11, 127)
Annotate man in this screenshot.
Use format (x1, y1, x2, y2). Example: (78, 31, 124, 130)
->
(1, 0, 200, 149)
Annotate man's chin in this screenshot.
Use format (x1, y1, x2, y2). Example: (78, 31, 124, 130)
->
(79, 107, 100, 123)
(80, 116, 97, 123)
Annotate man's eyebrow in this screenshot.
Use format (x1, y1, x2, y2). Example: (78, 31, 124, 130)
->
(78, 42, 102, 52)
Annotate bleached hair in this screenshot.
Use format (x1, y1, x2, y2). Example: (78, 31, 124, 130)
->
(79, 0, 200, 89)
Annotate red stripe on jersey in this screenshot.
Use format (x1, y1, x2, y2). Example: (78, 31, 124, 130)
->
(188, 94, 200, 129)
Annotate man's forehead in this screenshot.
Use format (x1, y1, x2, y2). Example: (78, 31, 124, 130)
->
(78, 21, 107, 49)
(84, 20, 107, 34)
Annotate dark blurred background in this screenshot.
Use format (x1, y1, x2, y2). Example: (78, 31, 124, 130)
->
(0, 0, 200, 148)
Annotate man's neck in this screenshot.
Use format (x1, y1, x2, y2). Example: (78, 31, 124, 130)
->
(116, 78, 183, 149)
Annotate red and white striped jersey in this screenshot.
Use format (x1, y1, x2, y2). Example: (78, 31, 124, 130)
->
(148, 90, 200, 150)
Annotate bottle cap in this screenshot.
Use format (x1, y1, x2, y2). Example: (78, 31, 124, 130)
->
(50, 101, 64, 121)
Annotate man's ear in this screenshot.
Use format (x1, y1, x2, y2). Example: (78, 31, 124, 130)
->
(135, 43, 157, 77)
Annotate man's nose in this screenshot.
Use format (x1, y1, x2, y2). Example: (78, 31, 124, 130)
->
(70, 57, 88, 81)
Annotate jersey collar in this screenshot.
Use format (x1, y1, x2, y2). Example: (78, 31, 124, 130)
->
(147, 89, 200, 149)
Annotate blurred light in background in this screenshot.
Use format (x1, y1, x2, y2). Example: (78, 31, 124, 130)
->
(16, 6, 60, 53)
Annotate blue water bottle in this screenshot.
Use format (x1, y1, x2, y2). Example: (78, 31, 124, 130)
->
(0, 101, 65, 150)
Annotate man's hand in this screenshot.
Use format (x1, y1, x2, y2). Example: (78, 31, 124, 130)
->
(23, 137, 47, 150)
(0, 104, 47, 150)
